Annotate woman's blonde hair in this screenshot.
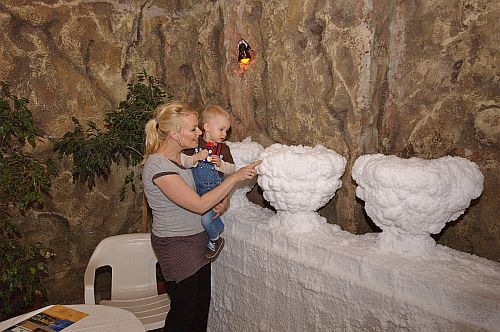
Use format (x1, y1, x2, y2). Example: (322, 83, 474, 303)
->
(143, 102, 198, 159)
(200, 105, 231, 126)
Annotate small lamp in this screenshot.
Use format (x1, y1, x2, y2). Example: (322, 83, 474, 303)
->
(238, 39, 252, 64)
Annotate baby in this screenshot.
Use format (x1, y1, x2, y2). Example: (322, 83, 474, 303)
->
(182, 106, 236, 259)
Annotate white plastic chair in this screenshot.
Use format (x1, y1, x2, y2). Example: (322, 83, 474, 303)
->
(84, 233, 170, 331)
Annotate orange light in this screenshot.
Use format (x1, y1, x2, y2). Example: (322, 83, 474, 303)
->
(238, 39, 252, 64)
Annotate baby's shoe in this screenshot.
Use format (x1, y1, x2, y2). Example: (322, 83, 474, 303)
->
(205, 237, 225, 260)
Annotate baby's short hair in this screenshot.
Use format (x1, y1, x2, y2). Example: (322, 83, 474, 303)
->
(200, 106, 231, 125)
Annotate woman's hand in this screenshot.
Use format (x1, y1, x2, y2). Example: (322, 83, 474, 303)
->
(212, 196, 230, 218)
(233, 160, 261, 182)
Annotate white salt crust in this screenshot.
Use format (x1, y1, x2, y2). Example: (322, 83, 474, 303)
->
(352, 154, 484, 256)
(226, 138, 264, 208)
(257, 143, 346, 213)
(210, 206, 500, 332)
(207, 141, 497, 331)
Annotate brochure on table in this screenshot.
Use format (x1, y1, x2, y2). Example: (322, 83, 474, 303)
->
(2, 305, 88, 332)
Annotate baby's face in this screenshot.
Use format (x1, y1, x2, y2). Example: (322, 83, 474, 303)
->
(204, 115, 231, 143)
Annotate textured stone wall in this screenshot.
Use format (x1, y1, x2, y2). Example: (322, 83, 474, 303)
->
(0, 0, 498, 303)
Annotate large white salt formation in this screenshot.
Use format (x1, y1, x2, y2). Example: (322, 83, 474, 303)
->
(352, 154, 484, 256)
(209, 143, 499, 332)
(226, 137, 264, 207)
(257, 144, 346, 233)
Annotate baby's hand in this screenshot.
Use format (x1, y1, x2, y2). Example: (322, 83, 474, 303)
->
(210, 155, 222, 167)
(195, 149, 209, 161)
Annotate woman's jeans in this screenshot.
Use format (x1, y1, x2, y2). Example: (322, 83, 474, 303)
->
(192, 161, 225, 241)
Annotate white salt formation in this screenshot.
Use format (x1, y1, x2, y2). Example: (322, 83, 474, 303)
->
(256, 144, 346, 233)
(226, 137, 264, 207)
(208, 143, 499, 331)
(210, 206, 500, 331)
(257, 143, 347, 212)
(352, 154, 484, 256)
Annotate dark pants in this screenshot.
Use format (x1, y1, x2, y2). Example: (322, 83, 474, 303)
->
(164, 263, 211, 332)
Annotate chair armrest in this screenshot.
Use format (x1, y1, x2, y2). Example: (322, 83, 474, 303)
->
(84, 259, 98, 304)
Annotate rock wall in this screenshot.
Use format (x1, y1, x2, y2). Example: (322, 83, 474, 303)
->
(0, 0, 498, 302)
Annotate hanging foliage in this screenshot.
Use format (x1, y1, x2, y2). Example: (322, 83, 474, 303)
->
(0, 81, 56, 320)
(54, 70, 170, 199)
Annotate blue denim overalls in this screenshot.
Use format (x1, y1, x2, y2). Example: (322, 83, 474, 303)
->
(192, 144, 225, 241)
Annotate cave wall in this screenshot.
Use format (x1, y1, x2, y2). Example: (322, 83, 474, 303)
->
(0, 0, 498, 303)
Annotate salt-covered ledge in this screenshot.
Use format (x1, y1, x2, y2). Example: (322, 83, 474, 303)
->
(208, 140, 500, 331)
(210, 206, 500, 331)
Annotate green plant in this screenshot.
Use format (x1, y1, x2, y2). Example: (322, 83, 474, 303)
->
(0, 82, 56, 320)
(54, 70, 169, 199)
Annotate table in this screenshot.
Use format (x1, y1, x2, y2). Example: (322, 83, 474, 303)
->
(0, 304, 146, 331)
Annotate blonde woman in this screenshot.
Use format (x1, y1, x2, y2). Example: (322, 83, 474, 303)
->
(142, 102, 260, 331)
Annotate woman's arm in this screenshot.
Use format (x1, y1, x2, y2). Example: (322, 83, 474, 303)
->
(154, 160, 260, 214)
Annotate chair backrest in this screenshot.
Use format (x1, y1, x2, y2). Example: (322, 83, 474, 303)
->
(87, 233, 159, 301)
